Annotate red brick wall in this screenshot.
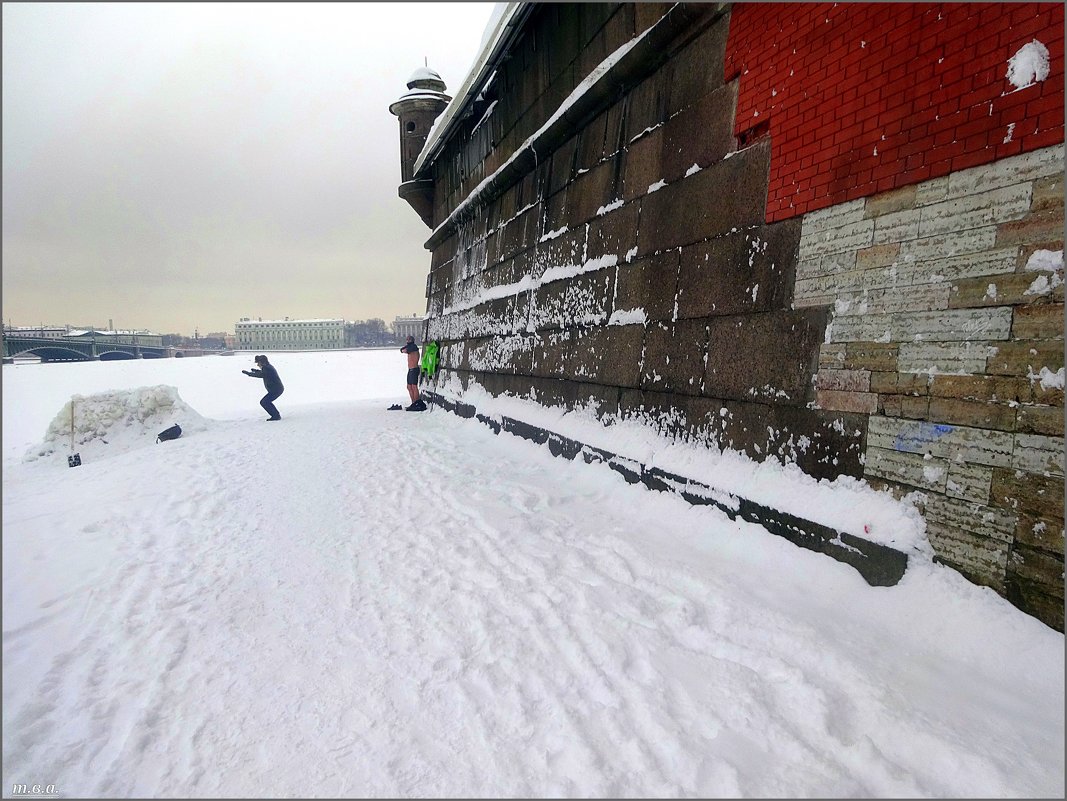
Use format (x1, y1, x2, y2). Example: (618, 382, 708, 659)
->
(725, 2, 1065, 223)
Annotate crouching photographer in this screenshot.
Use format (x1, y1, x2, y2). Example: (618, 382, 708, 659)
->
(242, 354, 284, 421)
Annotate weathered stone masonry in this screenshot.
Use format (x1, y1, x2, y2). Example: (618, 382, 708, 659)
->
(393, 3, 1065, 629)
(803, 147, 1065, 629)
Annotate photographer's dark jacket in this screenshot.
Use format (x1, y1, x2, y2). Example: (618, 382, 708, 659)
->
(247, 363, 283, 394)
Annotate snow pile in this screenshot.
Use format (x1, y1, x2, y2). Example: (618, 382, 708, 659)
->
(1023, 249, 1065, 296)
(24, 385, 211, 466)
(608, 308, 648, 325)
(441, 251, 621, 317)
(1025, 248, 1064, 272)
(539, 253, 619, 285)
(1031, 366, 1066, 391)
(539, 225, 569, 242)
(1006, 40, 1051, 90)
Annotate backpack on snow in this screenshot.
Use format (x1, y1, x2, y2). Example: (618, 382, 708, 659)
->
(156, 424, 182, 443)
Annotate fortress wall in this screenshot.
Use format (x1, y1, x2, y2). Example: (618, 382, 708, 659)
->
(412, 3, 1064, 628)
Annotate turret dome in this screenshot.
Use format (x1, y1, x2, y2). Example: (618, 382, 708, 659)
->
(406, 66, 446, 94)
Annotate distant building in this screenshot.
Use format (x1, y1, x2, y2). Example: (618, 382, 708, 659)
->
(234, 317, 345, 351)
(3, 324, 165, 347)
(3, 325, 70, 340)
(65, 328, 164, 347)
(392, 315, 425, 342)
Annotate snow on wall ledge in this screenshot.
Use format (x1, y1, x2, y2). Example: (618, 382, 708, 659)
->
(425, 376, 916, 588)
(799, 145, 1065, 629)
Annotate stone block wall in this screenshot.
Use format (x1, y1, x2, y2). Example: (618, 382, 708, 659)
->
(408, 3, 1064, 629)
(426, 6, 867, 485)
(800, 146, 1065, 628)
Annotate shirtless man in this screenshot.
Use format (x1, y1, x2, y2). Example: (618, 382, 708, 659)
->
(399, 336, 425, 410)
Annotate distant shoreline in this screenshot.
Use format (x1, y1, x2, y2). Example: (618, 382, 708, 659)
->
(5, 345, 405, 366)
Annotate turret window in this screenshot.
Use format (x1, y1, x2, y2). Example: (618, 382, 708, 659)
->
(406, 122, 416, 133)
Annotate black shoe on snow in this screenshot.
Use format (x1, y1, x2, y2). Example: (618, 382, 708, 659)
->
(405, 399, 427, 411)
(387, 404, 403, 410)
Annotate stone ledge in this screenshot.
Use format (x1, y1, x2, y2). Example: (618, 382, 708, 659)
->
(426, 391, 909, 587)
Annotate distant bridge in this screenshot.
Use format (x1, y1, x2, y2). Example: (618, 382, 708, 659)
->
(2, 334, 169, 362)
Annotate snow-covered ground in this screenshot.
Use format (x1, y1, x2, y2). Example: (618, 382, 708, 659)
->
(2, 351, 1063, 798)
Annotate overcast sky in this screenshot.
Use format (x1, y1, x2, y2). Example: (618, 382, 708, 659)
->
(2, 2, 497, 335)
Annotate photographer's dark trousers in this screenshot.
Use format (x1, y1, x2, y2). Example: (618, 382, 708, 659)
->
(260, 389, 283, 420)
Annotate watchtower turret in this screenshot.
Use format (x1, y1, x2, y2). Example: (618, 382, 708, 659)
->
(389, 66, 450, 227)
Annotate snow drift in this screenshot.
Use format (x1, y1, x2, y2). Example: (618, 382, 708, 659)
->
(24, 385, 211, 466)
